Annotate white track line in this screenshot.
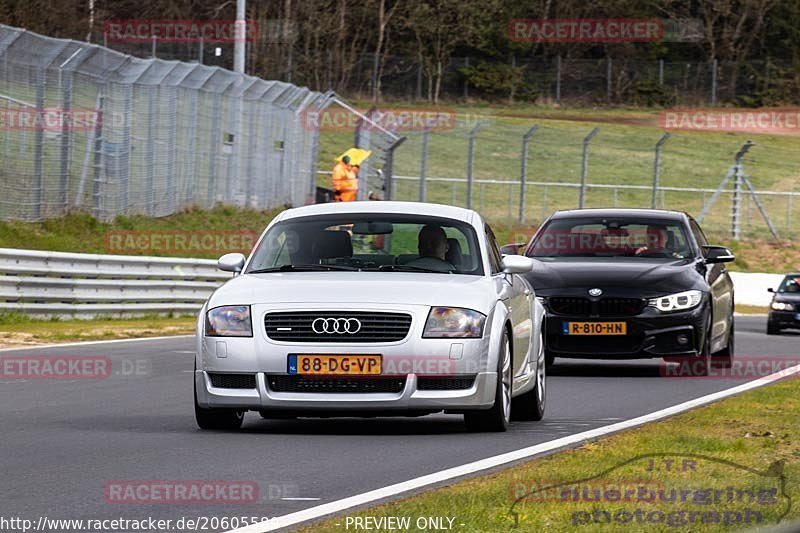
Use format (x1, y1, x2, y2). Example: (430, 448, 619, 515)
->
(227, 363, 800, 533)
(0, 334, 193, 352)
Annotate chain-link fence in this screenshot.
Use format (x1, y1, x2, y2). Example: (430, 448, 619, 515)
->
(383, 118, 800, 239)
(0, 23, 338, 222)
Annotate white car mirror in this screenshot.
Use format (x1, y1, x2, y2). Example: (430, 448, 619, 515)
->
(500, 255, 534, 274)
(218, 253, 246, 274)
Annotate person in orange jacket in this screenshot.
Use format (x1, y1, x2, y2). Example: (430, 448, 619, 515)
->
(332, 155, 358, 202)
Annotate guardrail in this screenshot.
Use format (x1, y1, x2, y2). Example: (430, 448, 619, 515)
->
(0, 248, 229, 318)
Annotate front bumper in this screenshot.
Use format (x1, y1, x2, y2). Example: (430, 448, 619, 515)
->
(544, 305, 707, 359)
(195, 370, 496, 412)
(195, 302, 497, 412)
(768, 310, 800, 329)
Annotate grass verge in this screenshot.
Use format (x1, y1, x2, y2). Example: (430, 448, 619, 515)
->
(0, 313, 195, 348)
(302, 378, 800, 532)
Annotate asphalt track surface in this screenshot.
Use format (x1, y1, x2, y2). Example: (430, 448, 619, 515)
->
(1, 316, 798, 531)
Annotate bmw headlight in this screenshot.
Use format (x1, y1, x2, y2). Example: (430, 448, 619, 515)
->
(648, 290, 703, 313)
(771, 301, 794, 311)
(423, 307, 486, 338)
(205, 305, 252, 337)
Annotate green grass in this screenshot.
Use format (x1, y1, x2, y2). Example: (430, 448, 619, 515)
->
(0, 312, 195, 346)
(0, 205, 284, 259)
(301, 378, 800, 532)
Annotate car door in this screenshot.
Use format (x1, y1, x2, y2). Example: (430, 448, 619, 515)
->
(486, 225, 532, 377)
(689, 217, 733, 348)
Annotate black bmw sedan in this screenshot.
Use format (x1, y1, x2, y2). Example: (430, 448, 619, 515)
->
(766, 273, 800, 334)
(519, 209, 735, 372)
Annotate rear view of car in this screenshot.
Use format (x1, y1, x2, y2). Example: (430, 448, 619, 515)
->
(767, 274, 800, 334)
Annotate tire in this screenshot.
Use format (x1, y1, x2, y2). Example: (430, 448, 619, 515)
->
(713, 319, 734, 369)
(512, 326, 546, 421)
(464, 329, 511, 432)
(545, 350, 555, 369)
(194, 365, 244, 430)
(766, 322, 780, 335)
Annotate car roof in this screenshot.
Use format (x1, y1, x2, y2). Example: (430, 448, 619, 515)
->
(549, 208, 686, 221)
(276, 201, 477, 223)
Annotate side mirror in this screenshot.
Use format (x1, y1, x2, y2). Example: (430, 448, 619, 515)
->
(500, 255, 534, 274)
(768, 288, 775, 293)
(218, 253, 246, 274)
(702, 245, 735, 264)
(499, 242, 526, 256)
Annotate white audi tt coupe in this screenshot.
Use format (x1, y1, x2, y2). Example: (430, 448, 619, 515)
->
(194, 201, 546, 432)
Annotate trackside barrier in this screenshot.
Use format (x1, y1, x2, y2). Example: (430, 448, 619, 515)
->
(0, 248, 230, 318)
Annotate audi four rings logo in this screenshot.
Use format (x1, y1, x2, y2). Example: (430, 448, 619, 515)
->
(312, 317, 362, 334)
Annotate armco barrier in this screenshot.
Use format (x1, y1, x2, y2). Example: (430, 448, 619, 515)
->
(0, 248, 230, 318)
(0, 248, 778, 318)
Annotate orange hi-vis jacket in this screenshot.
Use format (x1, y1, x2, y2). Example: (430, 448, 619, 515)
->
(332, 161, 358, 201)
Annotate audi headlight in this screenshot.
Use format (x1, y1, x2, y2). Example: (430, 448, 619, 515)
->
(205, 305, 252, 337)
(648, 290, 703, 313)
(423, 307, 486, 338)
(771, 301, 794, 311)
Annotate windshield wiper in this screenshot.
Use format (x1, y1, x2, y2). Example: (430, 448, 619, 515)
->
(248, 264, 358, 273)
(373, 264, 453, 274)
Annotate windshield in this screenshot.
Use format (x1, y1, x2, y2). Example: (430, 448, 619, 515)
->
(777, 275, 800, 293)
(246, 214, 484, 275)
(528, 217, 693, 260)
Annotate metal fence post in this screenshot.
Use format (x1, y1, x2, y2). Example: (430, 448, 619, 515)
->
(58, 70, 74, 211)
(33, 68, 45, 219)
(91, 94, 105, 218)
(419, 122, 433, 202)
(579, 128, 600, 208)
(652, 132, 670, 208)
(659, 59, 664, 86)
(606, 56, 612, 102)
(519, 125, 539, 223)
(466, 121, 486, 209)
(382, 136, 406, 201)
(555, 55, 562, 103)
(711, 58, 718, 106)
(731, 141, 753, 240)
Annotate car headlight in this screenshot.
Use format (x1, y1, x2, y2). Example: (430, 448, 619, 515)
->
(648, 290, 703, 312)
(423, 307, 486, 338)
(771, 301, 794, 311)
(205, 305, 252, 337)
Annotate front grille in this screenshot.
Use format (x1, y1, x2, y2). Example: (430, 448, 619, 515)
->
(549, 297, 591, 316)
(265, 311, 412, 342)
(417, 376, 476, 390)
(208, 373, 256, 389)
(548, 297, 645, 317)
(266, 375, 406, 393)
(598, 298, 647, 316)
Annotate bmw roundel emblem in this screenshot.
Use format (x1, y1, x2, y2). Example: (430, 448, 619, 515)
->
(588, 288, 603, 297)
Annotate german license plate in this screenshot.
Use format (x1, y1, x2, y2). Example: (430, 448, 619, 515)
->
(288, 354, 382, 375)
(563, 322, 627, 335)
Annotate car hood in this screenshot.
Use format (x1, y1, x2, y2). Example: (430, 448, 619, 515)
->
(207, 272, 497, 312)
(773, 293, 800, 303)
(523, 257, 703, 297)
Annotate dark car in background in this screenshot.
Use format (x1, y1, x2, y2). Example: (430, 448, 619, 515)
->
(767, 274, 800, 334)
(517, 209, 735, 373)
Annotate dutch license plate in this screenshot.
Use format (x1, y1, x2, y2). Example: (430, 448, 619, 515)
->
(563, 321, 627, 335)
(288, 354, 382, 375)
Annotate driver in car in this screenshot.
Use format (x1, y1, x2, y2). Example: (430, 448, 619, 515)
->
(407, 225, 456, 272)
(635, 224, 679, 257)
